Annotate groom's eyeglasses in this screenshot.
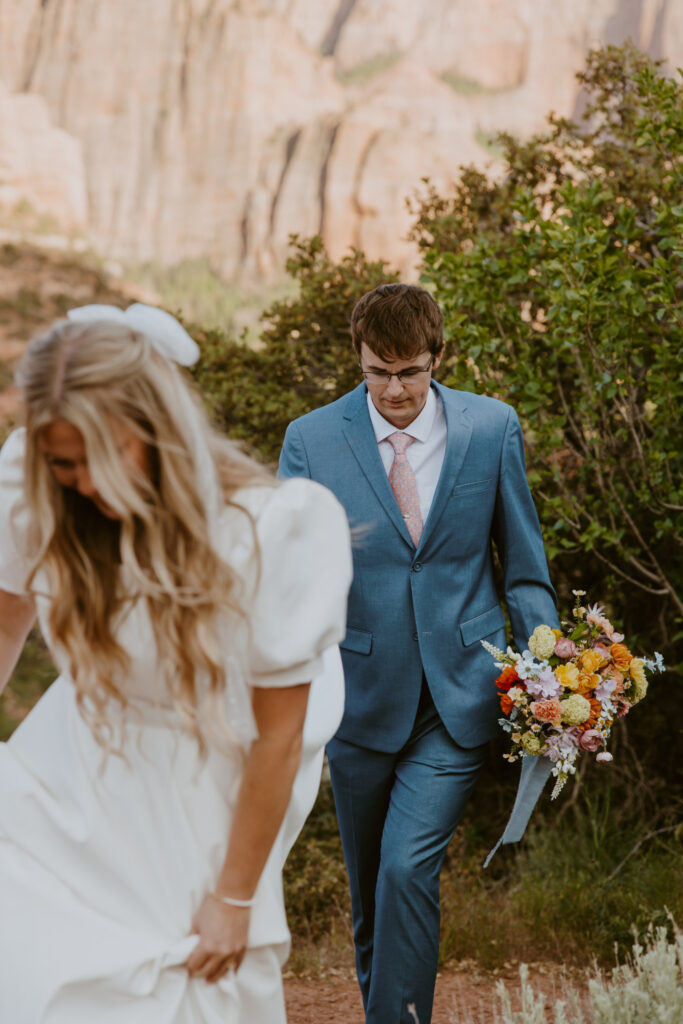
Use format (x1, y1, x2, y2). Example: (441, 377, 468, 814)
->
(361, 356, 434, 384)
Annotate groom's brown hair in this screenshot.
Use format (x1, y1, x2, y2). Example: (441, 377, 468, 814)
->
(350, 283, 444, 362)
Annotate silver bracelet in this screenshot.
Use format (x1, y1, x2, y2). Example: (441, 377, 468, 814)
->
(211, 891, 255, 908)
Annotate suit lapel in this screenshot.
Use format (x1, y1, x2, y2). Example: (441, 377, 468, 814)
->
(417, 382, 473, 551)
(341, 384, 414, 548)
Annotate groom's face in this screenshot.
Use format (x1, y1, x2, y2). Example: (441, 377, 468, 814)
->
(359, 342, 443, 429)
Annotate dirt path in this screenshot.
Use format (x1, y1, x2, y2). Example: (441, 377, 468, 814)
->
(284, 964, 581, 1023)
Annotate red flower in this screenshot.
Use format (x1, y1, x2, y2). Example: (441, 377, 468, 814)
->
(496, 666, 520, 692)
(500, 693, 514, 716)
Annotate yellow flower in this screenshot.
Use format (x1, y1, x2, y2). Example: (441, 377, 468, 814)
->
(528, 625, 557, 660)
(561, 694, 592, 726)
(556, 663, 580, 691)
(631, 678, 648, 703)
(628, 660, 648, 704)
(629, 658, 646, 686)
(580, 649, 606, 674)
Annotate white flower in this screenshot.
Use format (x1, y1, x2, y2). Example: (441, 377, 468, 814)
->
(515, 650, 541, 680)
(643, 652, 666, 673)
(481, 639, 507, 661)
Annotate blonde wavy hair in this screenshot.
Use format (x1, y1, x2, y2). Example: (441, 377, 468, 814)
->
(18, 317, 272, 751)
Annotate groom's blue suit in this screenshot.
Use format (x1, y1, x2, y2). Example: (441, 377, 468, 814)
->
(279, 379, 558, 1023)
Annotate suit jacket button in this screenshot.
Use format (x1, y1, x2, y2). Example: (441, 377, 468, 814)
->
(412, 631, 418, 641)
(412, 562, 423, 572)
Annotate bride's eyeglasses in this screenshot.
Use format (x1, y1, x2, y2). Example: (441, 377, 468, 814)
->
(361, 356, 434, 384)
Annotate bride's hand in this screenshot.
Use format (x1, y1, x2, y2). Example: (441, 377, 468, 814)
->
(187, 894, 250, 983)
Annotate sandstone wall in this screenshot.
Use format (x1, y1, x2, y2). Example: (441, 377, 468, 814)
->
(0, 0, 680, 280)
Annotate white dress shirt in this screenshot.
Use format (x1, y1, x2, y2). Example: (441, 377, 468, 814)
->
(366, 385, 447, 523)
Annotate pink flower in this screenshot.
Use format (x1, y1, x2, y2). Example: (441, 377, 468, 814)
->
(554, 637, 577, 659)
(591, 643, 612, 660)
(586, 605, 611, 633)
(595, 677, 617, 702)
(530, 698, 563, 723)
(596, 751, 613, 763)
(586, 605, 623, 642)
(603, 665, 624, 688)
(526, 667, 561, 699)
(579, 729, 603, 752)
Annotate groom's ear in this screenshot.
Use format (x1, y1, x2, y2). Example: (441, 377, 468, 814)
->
(432, 346, 445, 372)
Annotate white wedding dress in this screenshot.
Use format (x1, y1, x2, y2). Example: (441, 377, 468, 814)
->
(0, 429, 352, 1024)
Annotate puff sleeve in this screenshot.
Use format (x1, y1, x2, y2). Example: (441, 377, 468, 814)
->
(0, 429, 34, 596)
(242, 478, 352, 689)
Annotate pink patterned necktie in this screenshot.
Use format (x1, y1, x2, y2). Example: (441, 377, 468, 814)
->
(387, 431, 423, 546)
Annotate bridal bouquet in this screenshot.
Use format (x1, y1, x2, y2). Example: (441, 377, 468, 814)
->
(482, 591, 665, 798)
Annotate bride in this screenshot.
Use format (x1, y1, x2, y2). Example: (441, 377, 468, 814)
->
(0, 304, 352, 1023)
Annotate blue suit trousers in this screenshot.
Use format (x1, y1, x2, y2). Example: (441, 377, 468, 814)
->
(327, 682, 486, 1024)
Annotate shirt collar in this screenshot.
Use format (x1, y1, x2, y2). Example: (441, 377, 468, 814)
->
(366, 385, 438, 444)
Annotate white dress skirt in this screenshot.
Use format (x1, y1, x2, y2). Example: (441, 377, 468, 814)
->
(0, 429, 352, 1024)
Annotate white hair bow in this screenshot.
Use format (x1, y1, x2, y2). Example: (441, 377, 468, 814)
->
(66, 303, 200, 366)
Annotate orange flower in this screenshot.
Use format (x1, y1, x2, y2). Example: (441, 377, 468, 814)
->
(581, 700, 602, 730)
(500, 693, 514, 715)
(577, 672, 600, 695)
(530, 698, 563, 723)
(610, 643, 633, 671)
(496, 666, 520, 691)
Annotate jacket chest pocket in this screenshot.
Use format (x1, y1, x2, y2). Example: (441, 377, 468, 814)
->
(450, 478, 493, 503)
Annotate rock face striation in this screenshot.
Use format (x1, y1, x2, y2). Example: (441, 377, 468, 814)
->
(0, 0, 681, 280)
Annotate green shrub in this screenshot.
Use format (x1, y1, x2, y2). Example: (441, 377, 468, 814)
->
(410, 43, 682, 660)
(283, 779, 351, 942)
(0, 631, 56, 740)
(192, 235, 397, 462)
(437, 756, 683, 970)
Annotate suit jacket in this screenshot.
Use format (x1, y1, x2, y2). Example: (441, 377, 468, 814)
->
(279, 380, 558, 753)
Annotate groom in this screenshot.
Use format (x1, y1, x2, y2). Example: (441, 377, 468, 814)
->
(279, 284, 558, 1023)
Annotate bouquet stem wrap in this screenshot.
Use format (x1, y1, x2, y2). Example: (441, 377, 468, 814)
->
(484, 754, 552, 867)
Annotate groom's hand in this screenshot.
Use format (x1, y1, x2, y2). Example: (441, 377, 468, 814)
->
(187, 894, 250, 983)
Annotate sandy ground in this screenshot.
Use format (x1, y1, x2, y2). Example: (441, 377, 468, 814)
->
(284, 963, 582, 1023)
